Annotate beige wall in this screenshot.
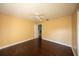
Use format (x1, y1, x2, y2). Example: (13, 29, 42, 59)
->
(0, 13, 77, 55)
(0, 14, 35, 47)
(42, 16, 72, 47)
(72, 13, 77, 55)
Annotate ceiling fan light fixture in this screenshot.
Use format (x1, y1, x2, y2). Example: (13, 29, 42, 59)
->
(35, 15, 40, 19)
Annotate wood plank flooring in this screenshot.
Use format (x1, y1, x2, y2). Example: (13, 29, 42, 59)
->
(0, 39, 74, 56)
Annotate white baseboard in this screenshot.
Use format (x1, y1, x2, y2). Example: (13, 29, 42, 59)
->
(0, 38, 74, 55)
(43, 38, 72, 47)
(0, 38, 33, 50)
(43, 38, 76, 55)
(71, 48, 77, 56)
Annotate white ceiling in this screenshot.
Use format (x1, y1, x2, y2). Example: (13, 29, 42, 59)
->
(0, 3, 77, 21)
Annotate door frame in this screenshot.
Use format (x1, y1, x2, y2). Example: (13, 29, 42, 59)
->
(34, 23, 41, 39)
(77, 11, 79, 56)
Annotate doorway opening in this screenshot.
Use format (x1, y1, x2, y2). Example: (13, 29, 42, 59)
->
(34, 24, 42, 47)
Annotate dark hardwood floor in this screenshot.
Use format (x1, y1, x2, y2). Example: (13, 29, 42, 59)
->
(0, 39, 74, 56)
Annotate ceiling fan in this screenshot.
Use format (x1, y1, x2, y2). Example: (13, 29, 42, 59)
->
(31, 13, 49, 21)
